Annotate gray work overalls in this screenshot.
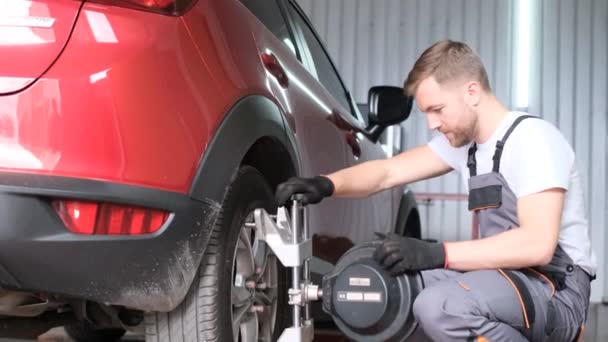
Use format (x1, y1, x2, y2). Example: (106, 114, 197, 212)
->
(410, 115, 592, 342)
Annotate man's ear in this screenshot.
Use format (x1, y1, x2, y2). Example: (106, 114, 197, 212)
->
(464, 81, 481, 107)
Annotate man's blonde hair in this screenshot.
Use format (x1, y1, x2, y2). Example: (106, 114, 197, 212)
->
(404, 40, 491, 96)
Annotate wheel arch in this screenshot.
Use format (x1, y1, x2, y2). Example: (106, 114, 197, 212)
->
(189, 95, 301, 203)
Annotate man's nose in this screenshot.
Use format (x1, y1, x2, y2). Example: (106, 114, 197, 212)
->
(426, 114, 441, 131)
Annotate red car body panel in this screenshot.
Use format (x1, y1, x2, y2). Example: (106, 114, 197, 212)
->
(0, 0, 275, 193)
(0, 0, 81, 94)
(0, 0, 401, 247)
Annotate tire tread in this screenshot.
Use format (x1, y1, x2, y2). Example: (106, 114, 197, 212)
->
(145, 166, 282, 342)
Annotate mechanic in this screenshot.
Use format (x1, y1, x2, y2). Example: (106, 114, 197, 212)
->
(275, 40, 596, 341)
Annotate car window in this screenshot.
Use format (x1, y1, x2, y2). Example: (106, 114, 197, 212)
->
(285, 2, 353, 116)
(239, 0, 297, 56)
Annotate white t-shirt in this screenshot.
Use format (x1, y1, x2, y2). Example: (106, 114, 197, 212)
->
(428, 111, 597, 276)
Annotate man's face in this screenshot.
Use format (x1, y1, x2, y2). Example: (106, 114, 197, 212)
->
(414, 76, 478, 147)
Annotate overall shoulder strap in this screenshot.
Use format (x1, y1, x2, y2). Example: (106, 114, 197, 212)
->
(492, 115, 539, 173)
(467, 143, 478, 177)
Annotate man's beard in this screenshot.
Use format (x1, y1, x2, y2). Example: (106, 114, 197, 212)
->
(446, 115, 477, 147)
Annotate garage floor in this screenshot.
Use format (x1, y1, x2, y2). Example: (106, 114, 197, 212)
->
(0, 327, 142, 342)
(1, 306, 607, 342)
(0, 328, 350, 342)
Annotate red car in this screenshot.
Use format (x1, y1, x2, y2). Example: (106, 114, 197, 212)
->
(0, 0, 419, 340)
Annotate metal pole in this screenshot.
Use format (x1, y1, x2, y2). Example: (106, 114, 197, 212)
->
(302, 205, 311, 321)
(291, 200, 301, 328)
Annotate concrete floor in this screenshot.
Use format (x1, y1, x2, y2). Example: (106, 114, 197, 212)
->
(1, 305, 607, 342)
(0, 327, 349, 342)
(0, 327, 142, 342)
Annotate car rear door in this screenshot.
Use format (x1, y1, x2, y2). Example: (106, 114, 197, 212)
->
(236, 0, 364, 257)
(280, 0, 395, 256)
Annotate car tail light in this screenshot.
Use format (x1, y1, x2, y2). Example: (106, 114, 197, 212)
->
(53, 200, 169, 235)
(85, 0, 195, 15)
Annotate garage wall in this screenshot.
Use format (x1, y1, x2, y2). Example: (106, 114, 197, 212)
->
(297, 0, 608, 303)
(529, 0, 608, 303)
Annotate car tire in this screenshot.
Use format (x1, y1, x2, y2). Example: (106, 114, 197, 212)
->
(64, 322, 125, 342)
(145, 166, 288, 342)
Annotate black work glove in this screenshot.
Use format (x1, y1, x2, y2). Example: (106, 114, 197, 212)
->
(373, 233, 446, 276)
(275, 176, 335, 206)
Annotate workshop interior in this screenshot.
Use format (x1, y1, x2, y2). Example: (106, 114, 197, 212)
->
(0, 0, 606, 341)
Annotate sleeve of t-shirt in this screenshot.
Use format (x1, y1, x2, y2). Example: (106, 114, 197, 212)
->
(427, 133, 468, 172)
(507, 120, 574, 198)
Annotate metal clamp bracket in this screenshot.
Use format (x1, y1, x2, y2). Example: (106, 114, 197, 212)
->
(254, 199, 321, 342)
(254, 207, 312, 267)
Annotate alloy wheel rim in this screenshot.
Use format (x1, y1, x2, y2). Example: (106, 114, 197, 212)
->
(231, 212, 278, 342)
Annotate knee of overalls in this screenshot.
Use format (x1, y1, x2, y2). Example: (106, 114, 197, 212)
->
(413, 282, 480, 329)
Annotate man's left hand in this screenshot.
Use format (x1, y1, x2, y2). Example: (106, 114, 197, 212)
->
(373, 233, 447, 275)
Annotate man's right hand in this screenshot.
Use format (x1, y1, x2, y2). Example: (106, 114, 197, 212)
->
(275, 176, 335, 206)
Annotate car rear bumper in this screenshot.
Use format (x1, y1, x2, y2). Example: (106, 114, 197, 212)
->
(0, 172, 219, 312)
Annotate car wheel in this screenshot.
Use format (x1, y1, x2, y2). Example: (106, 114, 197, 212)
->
(145, 166, 288, 342)
(64, 322, 125, 342)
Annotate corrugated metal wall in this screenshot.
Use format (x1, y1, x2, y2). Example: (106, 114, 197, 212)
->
(297, 0, 608, 302)
(530, 0, 608, 304)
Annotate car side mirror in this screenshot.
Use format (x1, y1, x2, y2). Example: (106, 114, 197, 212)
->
(365, 86, 413, 142)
